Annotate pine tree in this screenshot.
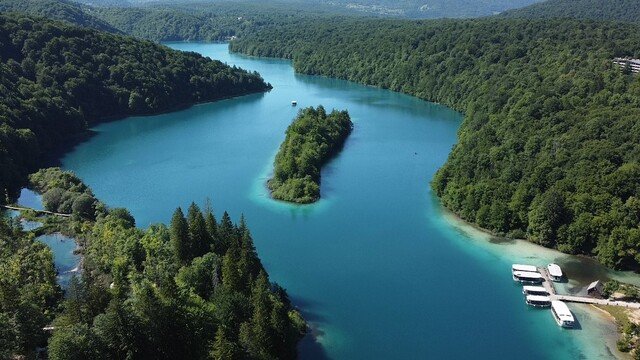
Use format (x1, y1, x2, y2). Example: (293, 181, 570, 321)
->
(244, 271, 274, 358)
(204, 202, 219, 253)
(170, 207, 190, 265)
(187, 202, 211, 259)
(218, 211, 234, 254)
(211, 327, 241, 360)
(221, 245, 242, 293)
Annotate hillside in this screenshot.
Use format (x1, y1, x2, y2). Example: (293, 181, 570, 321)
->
(0, 13, 270, 204)
(501, 0, 640, 22)
(231, 18, 640, 270)
(0, 0, 119, 32)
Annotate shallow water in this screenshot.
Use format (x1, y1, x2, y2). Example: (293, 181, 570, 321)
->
(59, 43, 629, 359)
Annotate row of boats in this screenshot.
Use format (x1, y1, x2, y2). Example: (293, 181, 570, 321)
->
(512, 264, 575, 328)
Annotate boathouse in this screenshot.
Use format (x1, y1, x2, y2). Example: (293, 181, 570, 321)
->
(587, 280, 604, 298)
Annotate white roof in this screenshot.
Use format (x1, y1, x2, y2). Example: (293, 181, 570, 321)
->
(547, 263, 563, 277)
(526, 295, 551, 302)
(551, 301, 575, 321)
(514, 271, 544, 279)
(523, 286, 548, 293)
(512, 264, 538, 273)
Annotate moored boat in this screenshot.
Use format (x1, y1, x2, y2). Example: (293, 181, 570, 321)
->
(547, 263, 563, 282)
(551, 301, 575, 328)
(522, 285, 549, 296)
(525, 295, 551, 307)
(513, 271, 544, 284)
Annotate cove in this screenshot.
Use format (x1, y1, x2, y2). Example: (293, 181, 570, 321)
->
(60, 43, 623, 359)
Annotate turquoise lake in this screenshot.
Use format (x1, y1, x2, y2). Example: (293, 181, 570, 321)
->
(60, 43, 623, 359)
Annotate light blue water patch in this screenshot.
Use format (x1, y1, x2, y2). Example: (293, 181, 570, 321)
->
(37, 233, 80, 288)
(17, 188, 44, 210)
(60, 42, 627, 359)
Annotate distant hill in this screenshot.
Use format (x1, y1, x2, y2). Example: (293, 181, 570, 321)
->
(501, 0, 640, 22)
(0, 0, 120, 32)
(313, 0, 544, 18)
(74, 0, 544, 19)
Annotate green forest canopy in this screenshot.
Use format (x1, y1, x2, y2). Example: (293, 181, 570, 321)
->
(1, 168, 306, 358)
(501, 0, 640, 23)
(269, 106, 353, 204)
(0, 13, 269, 204)
(231, 17, 640, 270)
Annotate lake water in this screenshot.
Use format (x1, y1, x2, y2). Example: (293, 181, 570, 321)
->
(60, 43, 624, 359)
(9, 189, 80, 288)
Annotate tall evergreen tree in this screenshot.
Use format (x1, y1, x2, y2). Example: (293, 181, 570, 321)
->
(211, 327, 241, 360)
(187, 202, 212, 259)
(170, 207, 190, 265)
(218, 211, 235, 254)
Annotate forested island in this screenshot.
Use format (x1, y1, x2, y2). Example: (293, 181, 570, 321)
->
(1, 168, 306, 359)
(0, 13, 270, 205)
(231, 18, 640, 270)
(269, 106, 353, 204)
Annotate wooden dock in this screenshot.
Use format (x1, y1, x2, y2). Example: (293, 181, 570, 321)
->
(2, 205, 71, 218)
(537, 267, 640, 309)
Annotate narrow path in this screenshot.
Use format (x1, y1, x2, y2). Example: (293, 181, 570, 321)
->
(2, 205, 71, 218)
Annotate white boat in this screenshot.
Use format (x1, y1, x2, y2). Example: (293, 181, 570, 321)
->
(291, 100, 297, 106)
(513, 271, 544, 284)
(512, 264, 538, 276)
(522, 285, 549, 296)
(547, 263, 563, 282)
(525, 295, 551, 307)
(551, 301, 575, 328)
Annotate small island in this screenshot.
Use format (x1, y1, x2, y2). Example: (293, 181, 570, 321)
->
(268, 106, 353, 204)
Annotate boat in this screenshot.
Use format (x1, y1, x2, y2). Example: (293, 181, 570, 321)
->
(547, 263, 563, 282)
(512, 264, 538, 277)
(525, 295, 551, 307)
(551, 301, 575, 328)
(522, 285, 549, 296)
(513, 271, 544, 284)
(291, 100, 297, 106)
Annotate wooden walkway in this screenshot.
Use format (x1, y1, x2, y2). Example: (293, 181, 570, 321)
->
(2, 205, 71, 218)
(537, 267, 640, 309)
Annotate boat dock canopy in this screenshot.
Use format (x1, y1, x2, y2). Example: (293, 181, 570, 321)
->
(547, 264, 563, 278)
(512, 264, 538, 273)
(523, 286, 548, 294)
(551, 301, 574, 321)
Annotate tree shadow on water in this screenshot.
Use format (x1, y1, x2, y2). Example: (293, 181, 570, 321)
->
(290, 295, 331, 360)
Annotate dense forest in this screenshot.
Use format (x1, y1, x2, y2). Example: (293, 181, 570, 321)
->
(269, 106, 352, 204)
(232, 18, 640, 269)
(501, 0, 640, 23)
(0, 0, 120, 32)
(0, 13, 269, 205)
(1, 168, 306, 358)
(0, 215, 60, 358)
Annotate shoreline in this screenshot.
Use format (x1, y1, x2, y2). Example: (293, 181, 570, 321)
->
(438, 204, 632, 359)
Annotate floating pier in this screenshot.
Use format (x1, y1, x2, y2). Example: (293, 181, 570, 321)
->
(537, 266, 640, 309)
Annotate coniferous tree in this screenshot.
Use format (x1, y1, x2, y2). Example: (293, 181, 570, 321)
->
(211, 327, 241, 360)
(170, 207, 190, 265)
(218, 211, 234, 254)
(187, 202, 212, 259)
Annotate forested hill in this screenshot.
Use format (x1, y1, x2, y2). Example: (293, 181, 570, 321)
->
(0, 0, 119, 32)
(0, 13, 270, 204)
(500, 0, 640, 23)
(231, 18, 640, 270)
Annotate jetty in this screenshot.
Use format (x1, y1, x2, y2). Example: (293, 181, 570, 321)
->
(2, 205, 71, 218)
(538, 267, 640, 309)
